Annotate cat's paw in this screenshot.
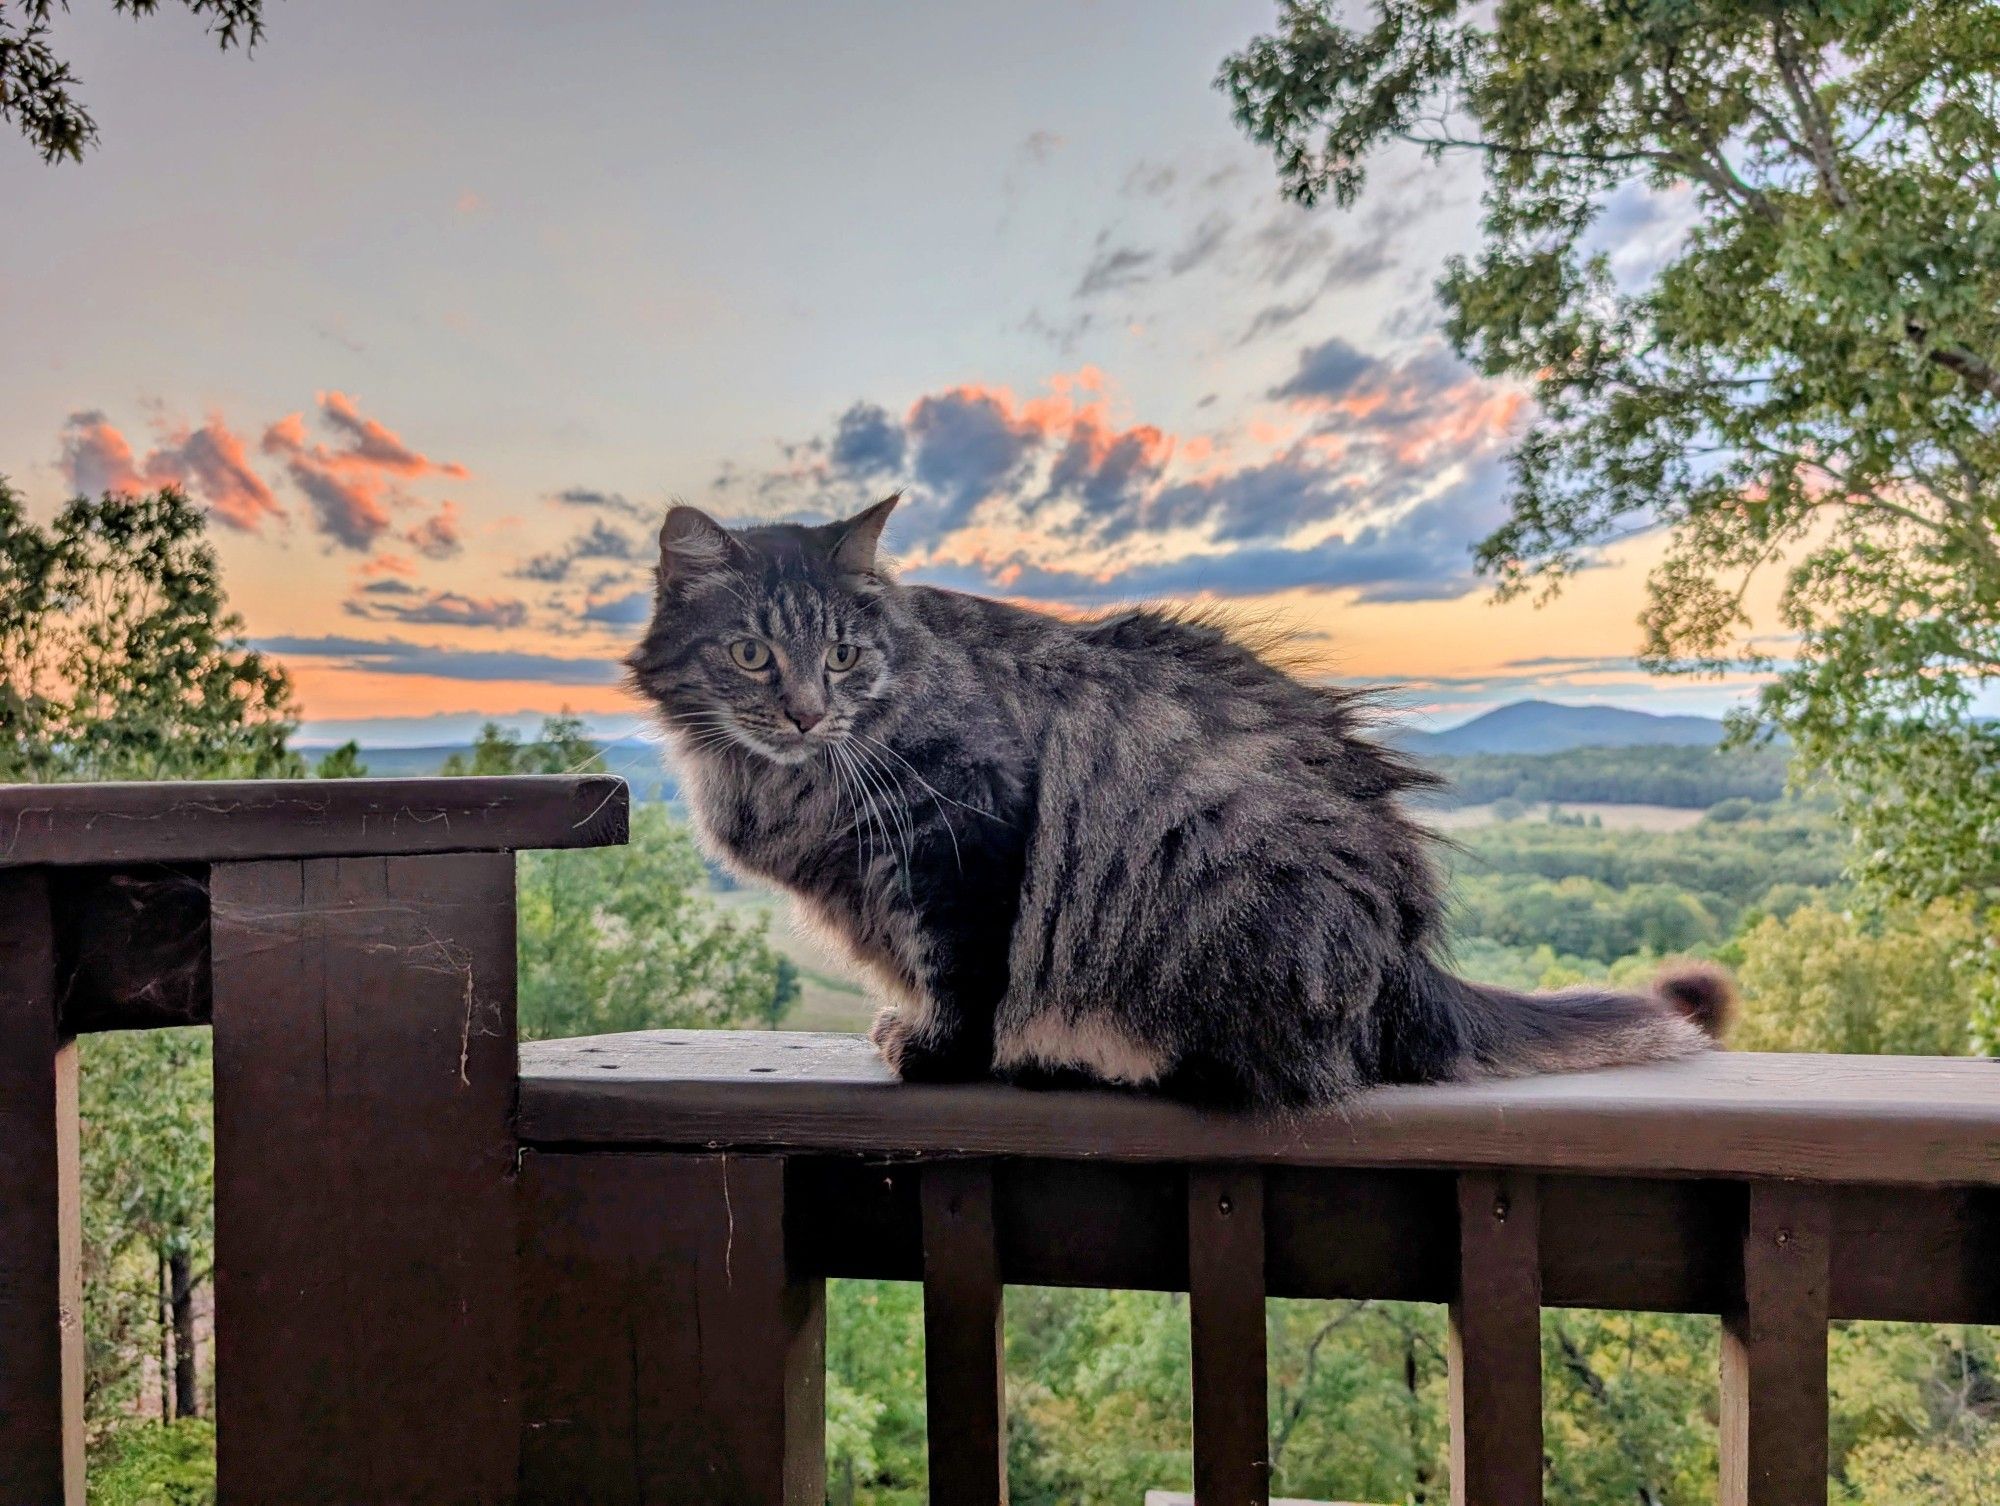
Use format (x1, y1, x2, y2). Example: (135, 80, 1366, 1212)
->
(869, 1004, 913, 1076)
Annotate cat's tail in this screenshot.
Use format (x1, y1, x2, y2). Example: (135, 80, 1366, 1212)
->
(1420, 957, 1737, 1080)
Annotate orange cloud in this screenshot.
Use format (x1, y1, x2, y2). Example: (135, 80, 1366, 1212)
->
(57, 410, 285, 532)
(316, 391, 469, 479)
(261, 393, 467, 551)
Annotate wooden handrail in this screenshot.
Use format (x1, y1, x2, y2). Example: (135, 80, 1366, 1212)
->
(517, 1029, 2000, 1186)
(0, 774, 628, 868)
(4, 780, 1995, 1506)
(517, 1031, 1998, 1505)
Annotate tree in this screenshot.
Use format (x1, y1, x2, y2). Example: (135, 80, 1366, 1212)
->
(1221, 2, 2000, 1034)
(435, 713, 798, 1038)
(0, 481, 300, 781)
(516, 804, 798, 1040)
(1733, 899, 1987, 1055)
(312, 740, 367, 778)
(437, 715, 604, 777)
(2, 0, 265, 163)
(78, 1027, 213, 1426)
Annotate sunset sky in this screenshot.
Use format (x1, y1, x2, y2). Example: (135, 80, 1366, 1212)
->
(1, 0, 1768, 745)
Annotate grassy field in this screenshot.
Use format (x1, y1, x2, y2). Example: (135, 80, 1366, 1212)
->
(1425, 800, 1707, 832)
(706, 887, 874, 1031)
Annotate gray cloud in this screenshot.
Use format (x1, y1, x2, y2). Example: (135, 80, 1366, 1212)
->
(1168, 211, 1232, 276)
(344, 590, 529, 629)
(905, 388, 1040, 529)
(1075, 243, 1155, 299)
(581, 591, 652, 627)
(258, 635, 618, 684)
(1269, 336, 1376, 401)
(552, 485, 651, 521)
(515, 517, 641, 583)
(828, 401, 906, 480)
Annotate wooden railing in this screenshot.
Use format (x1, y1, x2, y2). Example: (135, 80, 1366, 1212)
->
(2, 775, 1995, 1506)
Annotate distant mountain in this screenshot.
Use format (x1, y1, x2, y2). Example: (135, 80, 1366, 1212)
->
(1394, 700, 1726, 757)
(324, 701, 1726, 795)
(315, 738, 679, 801)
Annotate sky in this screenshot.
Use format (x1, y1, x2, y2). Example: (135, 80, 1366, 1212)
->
(0, 0, 1769, 746)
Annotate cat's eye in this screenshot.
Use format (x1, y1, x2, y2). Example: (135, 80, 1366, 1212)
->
(728, 639, 771, 672)
(825, 642, 860, 673)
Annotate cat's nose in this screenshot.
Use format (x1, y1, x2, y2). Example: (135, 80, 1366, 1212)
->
(787, 706, 825, 733)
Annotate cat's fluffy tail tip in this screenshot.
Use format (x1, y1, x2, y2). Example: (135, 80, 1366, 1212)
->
(1655, 962, 1738, 1041)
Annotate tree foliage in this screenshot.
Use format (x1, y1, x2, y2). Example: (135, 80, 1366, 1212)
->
(438, 715, 604, 778)
(311, 740, 367, 778)
(1734, 898, 1991, 1055)
(77, 1027, 213, 1427)
(435, 713, 799, 1039)
(1, 0, 265, 163)
(1221, 2, 2000, 1020)
(516, 803, 800, 1040)
(0, 482, 300, 781)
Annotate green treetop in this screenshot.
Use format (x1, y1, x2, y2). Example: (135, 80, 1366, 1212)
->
(1, 481, 301, 782)
(1221, 4, 2000, 955)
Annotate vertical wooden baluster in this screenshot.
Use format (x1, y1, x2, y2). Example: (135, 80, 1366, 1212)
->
(1722, 1181, 1830, 1506)
(519, 1152, 825, 1505)
(210, 853, 521, 1505)
(921, 1160, 1008, 1506)
(1449, 1170, 1543, 1506)
(0, 870, 84, 1506)
(1188, 1166, 1269, 1506)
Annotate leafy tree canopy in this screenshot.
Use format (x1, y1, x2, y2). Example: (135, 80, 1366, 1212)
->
(1, 0, 264, 163)
(434, 714, 800, 1038)
(0, 481, 300, 781)
(1221, 3, 2000, 946)
(439, 715, 606, 778)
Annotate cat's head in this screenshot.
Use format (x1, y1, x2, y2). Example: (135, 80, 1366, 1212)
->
(625, 496, 906, 765)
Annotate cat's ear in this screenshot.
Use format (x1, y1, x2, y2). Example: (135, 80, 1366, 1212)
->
(831, 493, 898, 576)
(657, 505, 731, 584)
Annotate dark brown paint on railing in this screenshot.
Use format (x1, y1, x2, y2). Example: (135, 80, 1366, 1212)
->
(3, 776, 1996, 1506)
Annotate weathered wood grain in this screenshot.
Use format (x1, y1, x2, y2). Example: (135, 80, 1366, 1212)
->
(519, 1031, 2000, 1186)
(921, 1161, 1008, 1506)
(1450, 1171, 1543, 1506)
(0, 870, 83, 1506)
(0, 774, 626, 868)
(519, 1152, 826, 1506)
(1722, 1182, 1830, 1506)
(1188, 1166, 1269, 1506)
(210, 853, 520, 1506)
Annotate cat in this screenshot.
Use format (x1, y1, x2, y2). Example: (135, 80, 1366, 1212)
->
(627, 494, 1734, 1110)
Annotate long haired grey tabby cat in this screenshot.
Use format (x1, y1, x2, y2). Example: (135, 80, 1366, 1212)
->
(628, 495, 1734, 1109)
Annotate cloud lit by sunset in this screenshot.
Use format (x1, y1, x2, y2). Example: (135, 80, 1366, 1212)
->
(0, 1, 1758, 743)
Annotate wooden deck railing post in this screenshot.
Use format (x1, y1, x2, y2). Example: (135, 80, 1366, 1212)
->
(0, 870, 84, 1506)
(1188, 1165, 1269, 1506)
(1722, 1181, 1831, 1506)
(1449, 1170, 1543, 1506)
(519, 1152, 825, 1506)
(209, 853, 524, 1505)
(921, 1160, 1008, 1506)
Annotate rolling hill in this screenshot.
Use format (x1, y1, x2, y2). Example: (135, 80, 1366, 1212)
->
(1391, 700, 1725, 757)
(312, 700, 1731, 794)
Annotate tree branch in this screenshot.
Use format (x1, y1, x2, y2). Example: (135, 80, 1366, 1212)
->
(1393, 130, 1666, 169)
(1772, 18, 1852, 209)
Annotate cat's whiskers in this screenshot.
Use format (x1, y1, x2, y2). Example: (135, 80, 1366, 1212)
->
(844, 737, 930, 877)
(851, 729, 998, 824)
(831, 742, 890, 875)
(848, 731, 966, 873)
(841, 740, 914, 877)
